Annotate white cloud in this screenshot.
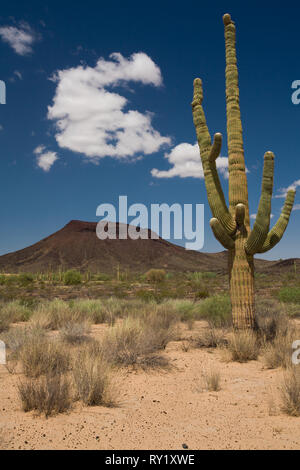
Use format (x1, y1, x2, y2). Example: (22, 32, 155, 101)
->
(274, 179, 300, 198)
(250, 213, 274, 220)
(34, 145, 58, 172)
(0, 23, 36, 55)
(47, 52, 170, 161)
(292, 204, 300, 211)
(151, 142, 229, 179)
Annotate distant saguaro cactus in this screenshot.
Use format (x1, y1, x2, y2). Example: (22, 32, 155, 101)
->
(192, 13, 296, 329)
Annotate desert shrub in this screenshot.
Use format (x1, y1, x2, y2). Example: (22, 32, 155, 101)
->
(101, 311, 175, 367)
(63, 270, 82, 286)
(255, 298, 289, 343)
(135, 289, 157, 302)
(278, 287, 300, 304)
(227, 331, 259, 362)
(193, 324, 228, 349)
(202, 369, 221, 392)
(284, 303, 300, 318)
(18, 273, 34, 286)
(194, 295, 231, 326)
(194, 290, 210, 300)
(0, 309, 11, 332)
(1, 300, 32, 323)
(145, 269, 166, 283)
(1, 326, 45, 371)
(162, 299, 192, 322)
(59, 321, 91, 344)
(142, 305, 178, 350)
(101, 317, 143, 366)
(18, 374, 72, 417)
(31, 299, 84, 330)
(281, 368, 300, 416)
(262, 328, 295, 369)
(20, 337, 70, 378)
(71, 299, 107, 324)
(72, 345, 116, 406)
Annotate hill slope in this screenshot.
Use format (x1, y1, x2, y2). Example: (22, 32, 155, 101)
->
(0, 220, 296, 274)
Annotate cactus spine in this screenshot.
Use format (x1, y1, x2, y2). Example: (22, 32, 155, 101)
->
(192, 13, 296, 329)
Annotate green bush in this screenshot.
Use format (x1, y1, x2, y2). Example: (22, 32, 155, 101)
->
(194, 290, 210, 300)
(194, 295, 231, 326)
(278, 287, 300, 304)
(63, 270, 82, 285)
(18, 273, 34, 286)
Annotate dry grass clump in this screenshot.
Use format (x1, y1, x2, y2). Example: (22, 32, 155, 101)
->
(72, 343, 117, 406)
(59, 321, 91, 344)
(226, 330, 259, 363)
(71, 298, 117, 325)
(18, 374, 72, 417)
(20, 336, 70, 378)
(30, 299, 84, 330)
(101, 309, 176, 368)
(202, 369, 221, 392)
(262, 330, 294, 369)
(254, 299, 296, 369)
(0, 301, 32, 324)
(193, 324, 228, 349)
(281, 368, 300, 416)
(0, 308, 11, 332)
(1, 326, 45, 372)
(255, 298, 289, 343)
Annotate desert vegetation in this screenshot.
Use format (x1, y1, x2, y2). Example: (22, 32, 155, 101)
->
(0, 264, 300, 449)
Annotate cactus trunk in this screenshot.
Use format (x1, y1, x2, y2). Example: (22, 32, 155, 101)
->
(192, 13, 295, 329)
(229, 234, 255, 329)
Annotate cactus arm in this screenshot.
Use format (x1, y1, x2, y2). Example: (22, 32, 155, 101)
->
(223, 14, 250, 228)
(235, 203, 245, 227)
(192, 79, 236, 235)
(257, 189, 296, 253)
(210, 132, 223, 162)
(245, 152, 275, 254)
(210, 218, 235, 250)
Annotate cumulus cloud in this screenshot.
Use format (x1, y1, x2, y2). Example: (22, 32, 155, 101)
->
(0, 23, 36, 55)
(34, 145, 58, 172)
(274, 179, 300, 198)
(47, 52, 170, 161)
(151, 142, 229, 179)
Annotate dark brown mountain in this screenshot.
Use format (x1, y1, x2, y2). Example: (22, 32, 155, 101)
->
(0, 220, 297, 275)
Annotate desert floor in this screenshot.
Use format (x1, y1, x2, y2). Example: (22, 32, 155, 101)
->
(1, 321, 299, 451)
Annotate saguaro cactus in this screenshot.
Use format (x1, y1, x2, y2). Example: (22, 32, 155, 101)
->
(192, 13, 296, 329)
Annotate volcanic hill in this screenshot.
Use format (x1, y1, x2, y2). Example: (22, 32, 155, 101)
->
(0, 220, 297, 275)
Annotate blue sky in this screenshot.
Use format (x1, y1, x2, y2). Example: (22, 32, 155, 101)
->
(0, 0, 300, 260)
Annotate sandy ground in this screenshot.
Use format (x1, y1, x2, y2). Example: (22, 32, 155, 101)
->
(1, 321, 300, 450)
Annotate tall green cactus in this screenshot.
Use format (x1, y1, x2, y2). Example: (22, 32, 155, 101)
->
(192, 13, 296, 329)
